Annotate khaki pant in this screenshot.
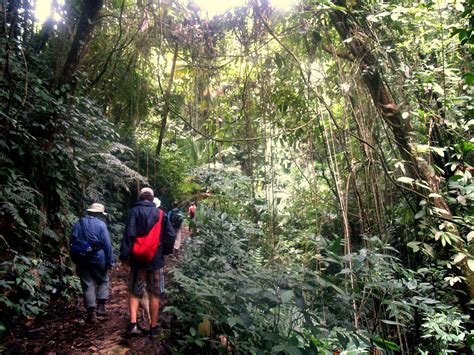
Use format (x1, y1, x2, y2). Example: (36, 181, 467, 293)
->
(77, 266, 109, 308)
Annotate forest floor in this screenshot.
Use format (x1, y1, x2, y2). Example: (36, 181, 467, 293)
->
(4, 227, 191, 354)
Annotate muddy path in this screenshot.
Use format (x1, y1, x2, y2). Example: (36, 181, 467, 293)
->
(5, 227, 191, 354)
(6, 267, 171, 354)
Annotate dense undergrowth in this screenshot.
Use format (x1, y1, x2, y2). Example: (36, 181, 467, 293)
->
(166, 166, 472, 354)
(168, 205, 471, 353)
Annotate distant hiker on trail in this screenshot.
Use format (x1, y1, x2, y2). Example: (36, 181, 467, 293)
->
(119, 187, 175, 337)
(188, 202, 196, 220)
(70, 203, 115, 324)
(168, 201, 184, 252)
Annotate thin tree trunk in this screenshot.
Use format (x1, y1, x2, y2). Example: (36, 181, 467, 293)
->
(156, 42, 179, 158)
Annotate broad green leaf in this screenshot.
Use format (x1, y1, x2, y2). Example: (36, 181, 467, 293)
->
(457, 195, 467, 205)
(453, 253, 466, 264)
(371, 336, 400, 351)
(432, 82, 444, 96)
(468, 259, 474, 272)
(415, 181, 431, 190)
(416, 144, 430, 153)
(414, 209, 425, 219)
(397, 177, 414, 184)
(280, 289, 294, 303)
(381, 319, 405, 326)
(195, 339, 204, 347)
(431, 147, 445, 157)
(465, 119, 474, 130)
(432, 207, 450, 216)
(423, 243, 435, 258)
(464, 73, 474, 85)
(467, 231, 474, 242)
(406, 279, 417, 290)
(407, 241, 421, 252)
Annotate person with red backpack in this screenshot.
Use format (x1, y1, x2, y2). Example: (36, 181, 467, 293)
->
(119, 187, 175, 337)
(188, 202, 196, 219)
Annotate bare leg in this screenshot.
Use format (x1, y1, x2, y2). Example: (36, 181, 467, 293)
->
(129, 293, 140, 323)
(149, 294, 160, 328)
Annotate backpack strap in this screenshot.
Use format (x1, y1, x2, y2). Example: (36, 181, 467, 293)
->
(78, 218, 87, 242)
(158, 209, 164, 226)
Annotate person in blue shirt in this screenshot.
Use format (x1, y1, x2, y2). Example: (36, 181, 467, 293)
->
(168, 201, 184, 252)
(70, 203, 114, 324)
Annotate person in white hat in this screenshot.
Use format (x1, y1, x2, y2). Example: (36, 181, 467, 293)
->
(120, 187, 176, 337)
(70, 203, 114, 324)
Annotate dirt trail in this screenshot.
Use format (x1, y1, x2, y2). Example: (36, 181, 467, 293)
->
(5, 227, 191, 354)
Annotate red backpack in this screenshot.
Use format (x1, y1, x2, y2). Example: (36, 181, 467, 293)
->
(189, 205, 196, 218)
(131, 209, 163, 263)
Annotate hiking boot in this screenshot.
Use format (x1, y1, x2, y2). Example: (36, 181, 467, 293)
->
(149, 326, 161, 338)
(96, 303, 107, 317)
(125, 323, 142, 337)
(86, 309, 97, 324)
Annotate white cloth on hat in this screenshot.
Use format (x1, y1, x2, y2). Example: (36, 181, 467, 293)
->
(87, 203, 107, 215)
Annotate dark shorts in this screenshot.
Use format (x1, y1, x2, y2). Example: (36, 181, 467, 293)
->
(128, 268, 164, 297)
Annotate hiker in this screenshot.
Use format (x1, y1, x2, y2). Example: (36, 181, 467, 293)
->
(70, 203, 114, 324)
(188, 202, 196, 220)
(168, 201, 184, 252)
(119, 187, 175, 337)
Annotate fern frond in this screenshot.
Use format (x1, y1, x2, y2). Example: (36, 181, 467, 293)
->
(107, 143, 134, 155)
(1, 202, 27, 228)
(43, 228, 59, 241)
(95, 153, 148, 184)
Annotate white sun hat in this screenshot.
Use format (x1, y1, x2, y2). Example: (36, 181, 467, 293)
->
(87, 203, 107, 215)
(153, 197, 161, 208)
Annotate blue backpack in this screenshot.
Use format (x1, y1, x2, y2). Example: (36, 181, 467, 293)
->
(70, 218, 100, 263)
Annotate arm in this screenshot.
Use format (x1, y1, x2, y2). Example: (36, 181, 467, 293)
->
(119, 210, 135, 261)
(100, 223, 114, 267)
(71, 220, 81, 242)
(161, 215, 176, 256)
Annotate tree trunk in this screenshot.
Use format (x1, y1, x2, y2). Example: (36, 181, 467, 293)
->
(329, 0, 474, 299)
(156, 42, 179, 158)
(58, 0, 104, 88)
